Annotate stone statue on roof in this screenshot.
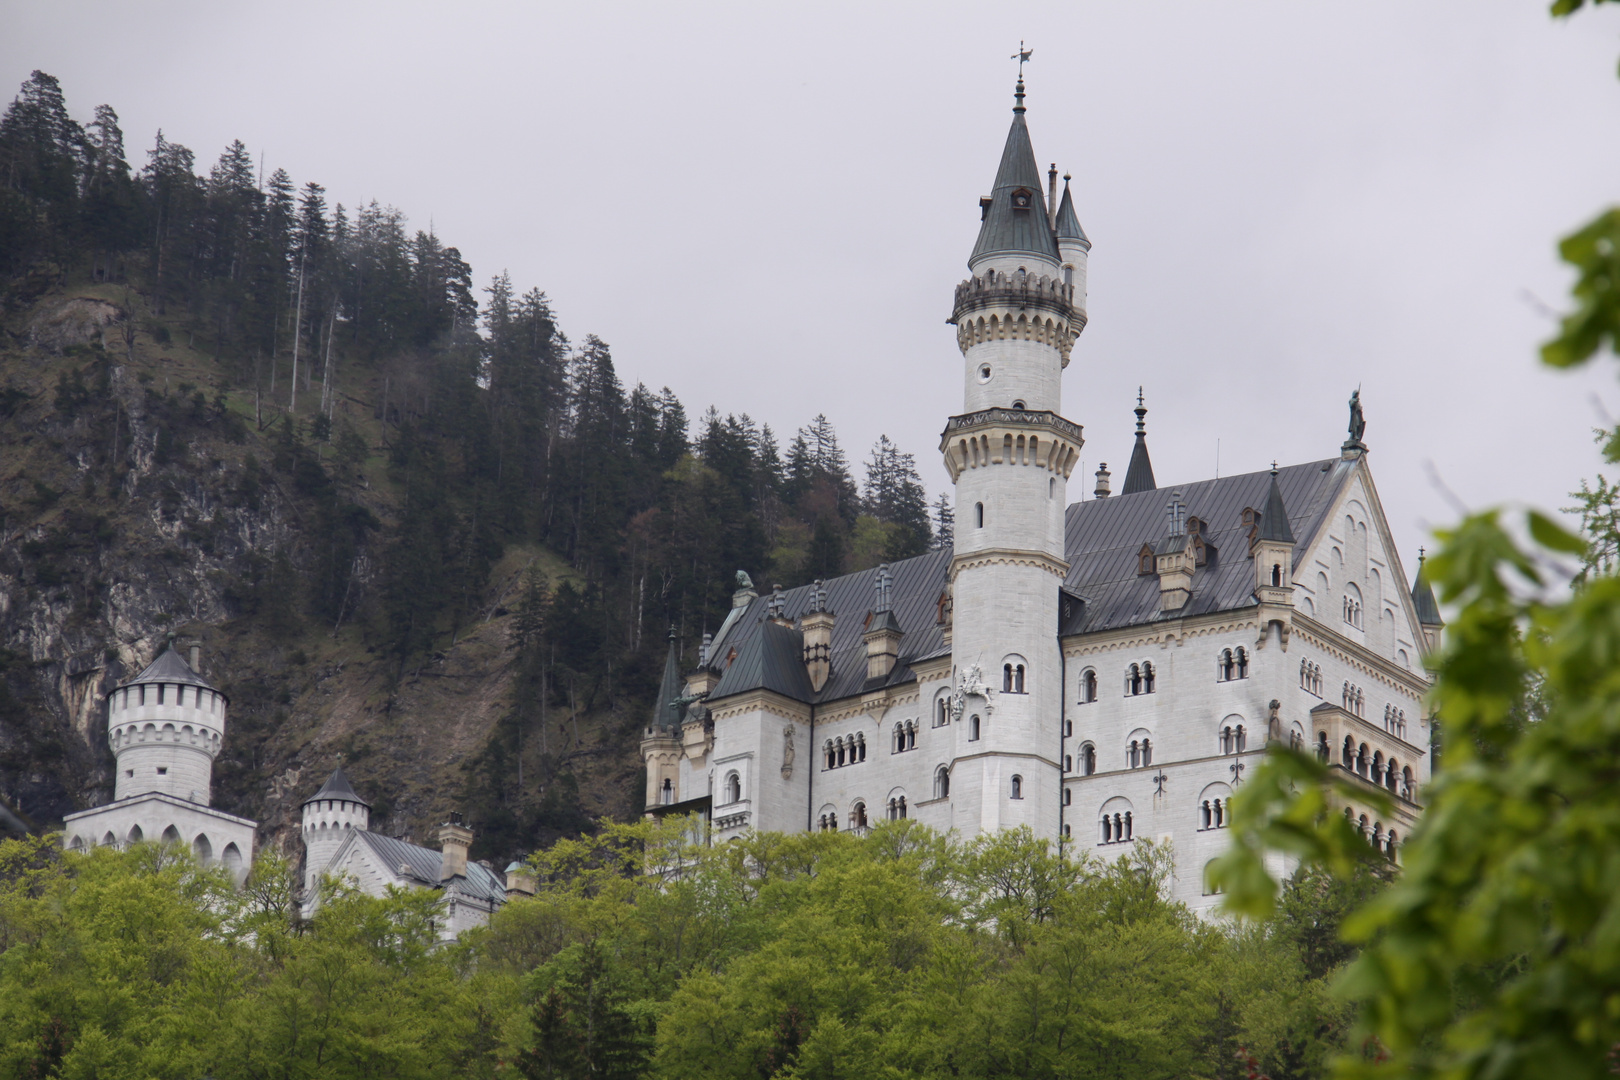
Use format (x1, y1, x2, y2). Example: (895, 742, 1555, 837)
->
(735, 570, 755, 591)
(1345, 389, 1367, 449)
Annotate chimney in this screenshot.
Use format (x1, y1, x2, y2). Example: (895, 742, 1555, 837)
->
(801, 580, 834, 694)
(504, 861, 537, 898)
(767, 585, 793, 628)
(862, 565, 903, 682)
(1156, 491, 1194, 613)
(1093, 462, 1111, 499)
(188, 643, 201, 673)
(437, 813, 473, 881)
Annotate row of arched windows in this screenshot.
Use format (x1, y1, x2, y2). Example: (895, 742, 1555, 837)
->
(1300, 660, 1323, 695)
(1127, 738, 1153, 768)
(1342, 682, 1365, 717)
(1199, 798, 1232, 830)
(1218, 724, 1247, 755)
(1064, 744, 1097, 775)
(1383, 704, 1407, 739)
(1341, 736, 1416, 799)
(1217, 648, 1249, 682)
(1344, 588, 1364, 628)
(1126, 662, 1156, 696)
(1100, 811, 1134, 844)
(66, 826, 243, 868)
(823, 733, 866, 770)
(1346, 808, 1399, 860)
(893, 721, 917, 753)
(887, 796, 908, 820)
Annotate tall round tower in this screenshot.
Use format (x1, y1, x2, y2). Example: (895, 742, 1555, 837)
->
(106, 641, 228, 805)
(301, 767, 371, 896)
(941, 77, 1086, 836)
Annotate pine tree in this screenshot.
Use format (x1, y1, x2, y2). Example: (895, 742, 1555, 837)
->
(932, 492, 955, 549)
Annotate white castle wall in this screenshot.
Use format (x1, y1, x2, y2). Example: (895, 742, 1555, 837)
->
(107, 683, 224, 803)
(303, 797, 370, 894)
(63, 793, 254, 882)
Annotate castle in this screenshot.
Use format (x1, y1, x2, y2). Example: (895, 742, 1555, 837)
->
(62, 640, 523, 937)
(639, 77, 1439, 910)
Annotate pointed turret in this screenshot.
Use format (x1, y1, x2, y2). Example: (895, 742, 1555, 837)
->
(1054, 177, 1089, 248)
(651, 627, 683, 732)
(1121, 389, 1157, 496)
(1411, 549, 1444, 654)
(1257, 467, 1295, 544)
(303, 766, 371, 808)
(969, 79, 1061, 269)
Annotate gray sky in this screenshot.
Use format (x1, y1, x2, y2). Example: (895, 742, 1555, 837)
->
(8, 1, 1620, 573)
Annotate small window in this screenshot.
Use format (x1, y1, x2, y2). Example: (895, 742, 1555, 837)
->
(156, 767, 168, 775)
(1012, 399, 1026, 410)
(1010, 775, 1023, 800)
(936, 767, 951, 799)
(979, 363, 992, 382)
(1081, 744, 1096, 775)
(125, 769, 134, 778)
(969, 714, 980, 741)
(1011, 188, 1033, 210)
(1063, 265, 1073, 286)
(1081, 670, 1097, 703)
(1063, 788, 1072, 805)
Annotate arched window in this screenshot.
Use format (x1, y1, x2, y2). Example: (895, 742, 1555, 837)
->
(825, 741, 836, 770)
(1316, 731, 1329, 761)
(836, 739, 846, 767)
(1081, 669, 1097, 703)
(661, 778, 674, 805)
(1015, 665, 1025, 693)
(969, 714, 980, 741)
(1128, 740, 1139, 768)
(1201, 800, 1212, 829)
(1010, 775, 1023, 800)
(936, 698, 949, 727)
(829, 811, 838, 832)
(853, 802, 868, 829)
(1081, 743, 1096, 775)
(1220, 725, 1232, 754)
(935, 766, 950, 799)
(1142, 738, 1152, 765)
(905, 723, 915, 751)
(1143, 662, 1156, 693)
(976, 502, 985, 528)
(1342, 735, 1354, 768)
(1220, 649, 1234, 681)
(1236, 648, 1248, 678)
(1385, 830, 1399, 860)
(1004, 663, 1014, 692)
(858, 733, 867, 762)
(1271, 563, 1282, 586)
(1402, 766, 1414, 800)
(725, 772, 741, 804)
(1064, 788, 1072, 806)
(128, 824, 143, 844)
(1357, 744, 1369, 777)
(1064, 754, 1072, 773)
(1127, 664, 1142, 696)
(1234, 726, 1245, 753)
(1123, 811, 1133, 840)
(895, 724, 907, 753)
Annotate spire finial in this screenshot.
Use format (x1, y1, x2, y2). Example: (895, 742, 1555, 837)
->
(1270, 460, 1278, 475)
(1419, 545, 1426, 562)
(1011, 42, 1032, 112)
(1135, 388, 1147, 434)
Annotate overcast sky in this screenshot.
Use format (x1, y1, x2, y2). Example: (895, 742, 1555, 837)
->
(8, 1, 1620, 574)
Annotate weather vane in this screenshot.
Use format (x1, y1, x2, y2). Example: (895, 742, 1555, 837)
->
(1012, 41, 1033, 77)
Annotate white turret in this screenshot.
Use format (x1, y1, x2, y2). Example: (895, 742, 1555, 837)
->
(301, 767, 371, 896)
(106, 640, 228, 805)
(940, 78, 1085, 836)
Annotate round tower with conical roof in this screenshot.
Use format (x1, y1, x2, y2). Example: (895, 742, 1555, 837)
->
(301, 767, 371, 895)
(106, 640, 229, 804)
(940, 78, 1086, 836)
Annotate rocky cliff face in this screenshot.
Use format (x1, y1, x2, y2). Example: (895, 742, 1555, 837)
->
(0, 284, 644, 861)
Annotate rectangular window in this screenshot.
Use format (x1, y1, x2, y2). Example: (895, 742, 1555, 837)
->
(157, 767, 168, 775)
(157, 684, 165, 705)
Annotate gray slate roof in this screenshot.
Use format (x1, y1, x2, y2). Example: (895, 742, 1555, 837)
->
(304, 766, 371, 808)
(651, 630, 683, 731)
(970, 95, 1062, 265)
(1257, 469, 1296, 543)
(353, 830, 506, 904)
(707, 549, 952, 706)
(1054, 181, 1089, 247)
(703, 460, 1353, 708)
(1411, 557, 1443, 626)
(1061, 459, 1350, 634)
(116, 643, 217, 694)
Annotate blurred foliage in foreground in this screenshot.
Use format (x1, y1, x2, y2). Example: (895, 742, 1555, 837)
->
(1211, 3, 1620, 1077)
(0, 823, 1389, 1080)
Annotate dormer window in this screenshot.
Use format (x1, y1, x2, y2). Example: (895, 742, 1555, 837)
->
(1011, 187, 1034, 210)
(1138, 544, 1156, 575)
(1011, 400, 1026, 410)
(979, 195, 992, 221)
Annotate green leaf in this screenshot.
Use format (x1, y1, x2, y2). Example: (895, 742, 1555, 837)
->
(1528, 510, 1588, 556)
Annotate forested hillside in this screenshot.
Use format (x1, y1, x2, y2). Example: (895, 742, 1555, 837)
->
(0, 71, 944, 862)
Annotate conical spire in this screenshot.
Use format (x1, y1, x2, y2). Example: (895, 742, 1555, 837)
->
(1120, 388, 1157, 496)
(652, 627, 684, 732)
(303, 766, 370, 807)
(1411, 549, 1443, 627)
(970, 79, 1062, 266)
(1257, 464, 1295, 543)
(1054, 174, 1089, 248)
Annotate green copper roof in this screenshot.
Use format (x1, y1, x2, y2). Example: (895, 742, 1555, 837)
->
(1054, 179, 1089, 248)
(970, 83, 1061, 266)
